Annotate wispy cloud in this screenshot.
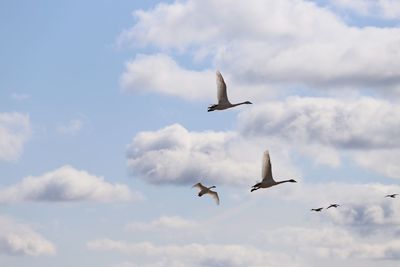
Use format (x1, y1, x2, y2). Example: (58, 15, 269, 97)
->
(87, 239, 300, 267)
(10, 93, 30, 101)
(57, 118, 84, 136)
(329, 0, 400, 19)
(125, 216, 198, 232)
(0, 112, 31, 162)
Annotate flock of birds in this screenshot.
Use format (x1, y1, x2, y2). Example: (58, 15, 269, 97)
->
(192, 71, 398, 208)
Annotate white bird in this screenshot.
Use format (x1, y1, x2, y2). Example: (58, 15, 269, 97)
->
(251, 150, 297, 192)
(208, 71, 252, 112)
(193, 182, 220, 205)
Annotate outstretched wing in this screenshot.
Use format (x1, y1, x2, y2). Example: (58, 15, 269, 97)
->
(192, 182, 207, 191)
(261, 150, 274, 182)
(208, 190, 220, 205)
(216, 71, 230, 105)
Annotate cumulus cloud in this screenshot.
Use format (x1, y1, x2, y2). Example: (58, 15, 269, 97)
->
(0, 112, 31, 162)
(120, 54, 276, 102)
(87, 239, 300, 267)
(0, 215, 55, 256)
(0, 165, 136, 203)
(120, 54, 214, 101)
(125, 216, 197, 232)
(119, 0, 400, 93)
(237, 96, 400, 177)
(238, 97, 400, 150)
(126, 123, 299, 186)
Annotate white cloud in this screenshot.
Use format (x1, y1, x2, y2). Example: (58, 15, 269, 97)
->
(265, 181, 400, 235)
(126, 123, 300, 186)
(120, 54, 214, 101)
(238, 96, 400, 177)
(119, 0, 400, 93)
(266, 226, 400, 260)
(0, 112, 31, 161)
(353, 149, 400, 179)
(87, 239, 300, 267)
(125, 216, 197, 232)
(0, 215, 55, 256)
(238, 97, 400, 150)
(87, 182, 400, 265)
(57, 118, 84, 136)
(0, 165, 137, 203)
(120, 54, 277, 103)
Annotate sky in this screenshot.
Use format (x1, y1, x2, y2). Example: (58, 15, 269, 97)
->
(1, 0, 400, 266)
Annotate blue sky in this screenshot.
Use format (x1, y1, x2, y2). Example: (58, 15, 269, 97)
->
(1, 1, 400, 266)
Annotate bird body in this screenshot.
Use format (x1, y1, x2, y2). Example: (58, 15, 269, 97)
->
(311, 208, 323, 212)
(385, 194, 398, 198)
(251, 150, 297, 192)
(208, 71, 252, 112)
(193, 182, 220, 205)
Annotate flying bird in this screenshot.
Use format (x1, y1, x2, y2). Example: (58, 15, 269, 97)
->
(208, 71, 252, 112)
(251, 150, 297, 192)
(385, 194, 398, 198)
(311, 208, 323, 212)
(327, 204, 340, 209)
(193, 182, 220, 205)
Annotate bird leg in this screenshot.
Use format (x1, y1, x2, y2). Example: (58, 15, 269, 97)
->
(251, 183, 261, 192)
(208, 104, 218, 112)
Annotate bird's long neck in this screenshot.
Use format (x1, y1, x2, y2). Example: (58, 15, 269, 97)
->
(208, 186, 216, 189)
(275, 180, 293, 185)
(232, 102, 250, 107)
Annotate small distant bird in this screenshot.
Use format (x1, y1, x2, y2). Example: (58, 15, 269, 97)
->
(208, 71, 252, 112)
(311, 208, 323, 212)
(192, 182, 220, 205)
(385, 194, 398, 198)
(251, 150, 297, 192)
(327, 204, 340, 209)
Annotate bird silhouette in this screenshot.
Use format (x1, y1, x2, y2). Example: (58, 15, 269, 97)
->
(327, 204, 340, 209)
(311, 208, 323, 212)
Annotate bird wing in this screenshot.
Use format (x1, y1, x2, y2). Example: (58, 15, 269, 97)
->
(216, 71, 230, 105)
(208, 190, 220, 205)
(192, 182, 207, 191)
(261, 150, 274, 182)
